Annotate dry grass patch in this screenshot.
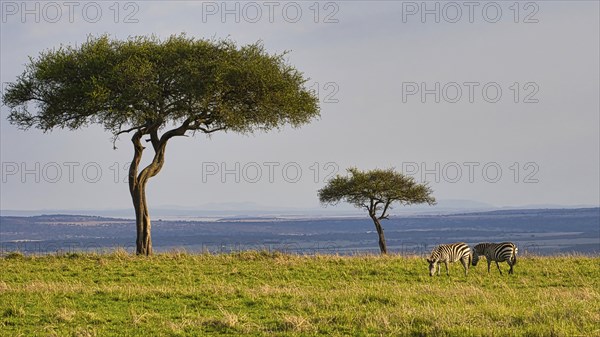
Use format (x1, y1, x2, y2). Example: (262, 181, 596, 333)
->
(280, 314, 314, 333)
(54, 307, 76, 323)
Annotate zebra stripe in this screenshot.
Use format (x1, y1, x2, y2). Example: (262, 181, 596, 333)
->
(426, 242, 471, 276)
(472, 242, 518, 275)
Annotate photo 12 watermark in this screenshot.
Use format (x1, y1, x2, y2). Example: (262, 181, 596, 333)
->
(402, 82, 540, 104)
(2, 161, 106, 184)
(0, 82, 9, 106)
(401, 161, 540, 184)
(1, 1, 140, 24)
(401, 1, 540, 24)
(200, 1, 340, 24)
(201, 161, 340, 184)
(308, 81, 340, 104)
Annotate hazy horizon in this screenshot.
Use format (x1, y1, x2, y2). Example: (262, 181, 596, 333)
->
(2, 199, 598, 219)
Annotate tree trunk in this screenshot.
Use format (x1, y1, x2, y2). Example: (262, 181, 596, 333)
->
(128, 129, 165, 256)
(132, 184, 152, 255)
(370, 215, 388, 255)
(126, 120, 192, 255)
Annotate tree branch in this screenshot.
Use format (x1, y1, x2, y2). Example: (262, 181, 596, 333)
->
(368, 199, 375, 216)
(148, 123, 161, 152)
(159, 118, 192, 145)
(113, 124, 149, 150)
(196, 126, 226, 134)
(373, 200, 383, 214)
(129, 129, 145, 194)
(135, 119, 193, 187)
(378, 200, 392, 220)
(116, 125, 145, 137)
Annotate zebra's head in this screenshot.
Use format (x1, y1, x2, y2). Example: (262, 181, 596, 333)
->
(472, 251, 480, 266)
(471, 243, 486, 266)
(426, 258, 436, 276)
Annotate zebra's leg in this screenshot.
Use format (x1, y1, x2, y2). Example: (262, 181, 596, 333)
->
(496, 261, 503, 275)
(509, 262, 514, 275)
(461, 257, 468, 276)
(487, 260, 491, 274)
(437, 262, 441, 276)
(444, 261, 449, 276)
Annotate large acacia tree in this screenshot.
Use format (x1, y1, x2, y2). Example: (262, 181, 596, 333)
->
(3, 35, 319, 255)
(318, 168, 435, 254)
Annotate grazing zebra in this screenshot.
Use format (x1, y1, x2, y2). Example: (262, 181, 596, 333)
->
(472, 242, 518, 275)
(427, 242, 472, 277)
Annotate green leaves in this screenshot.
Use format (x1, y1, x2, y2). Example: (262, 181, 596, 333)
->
(318, 168, 436, 218)
(3, 34, 320, 137)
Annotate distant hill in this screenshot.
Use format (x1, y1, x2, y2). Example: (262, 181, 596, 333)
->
(1, 207, 598, 255)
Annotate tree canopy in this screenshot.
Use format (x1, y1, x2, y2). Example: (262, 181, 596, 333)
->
(3, 34, 319, 137)
(319, 168, 435, 254)
(319, 168, 435, 218)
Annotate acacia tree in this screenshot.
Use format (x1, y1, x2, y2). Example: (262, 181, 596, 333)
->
(3, 35, 319, 255)
(318, 168, 435, 254)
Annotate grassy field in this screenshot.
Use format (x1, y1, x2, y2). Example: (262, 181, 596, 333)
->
(0, 251, 598, 337)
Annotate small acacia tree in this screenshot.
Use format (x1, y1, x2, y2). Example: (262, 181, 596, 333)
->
(318, 168, 435, 254)
(3, 35, 319, 255)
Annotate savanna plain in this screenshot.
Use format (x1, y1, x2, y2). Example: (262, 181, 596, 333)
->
(1, 251, 599, 337)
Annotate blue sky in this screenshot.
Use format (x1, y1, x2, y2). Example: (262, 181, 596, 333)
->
(1, 1, 599, 211)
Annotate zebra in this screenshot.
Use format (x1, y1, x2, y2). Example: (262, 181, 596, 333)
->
(472, 242, 518, 275)
(426, 242, 472, 277)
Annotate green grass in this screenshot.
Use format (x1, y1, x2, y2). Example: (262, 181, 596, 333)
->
(1, 251, 599, 336)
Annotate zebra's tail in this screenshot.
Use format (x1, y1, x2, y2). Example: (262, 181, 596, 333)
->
(511, 246, 518, 265)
